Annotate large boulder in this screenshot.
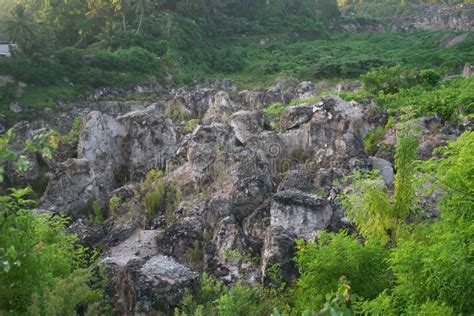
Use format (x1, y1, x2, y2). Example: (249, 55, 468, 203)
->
(118, 106, 176, 180)
(270, 190, 332, 240)
(211, 216, 260, 284)
(104, 230, 198, 314)
(203, 91, 238, 124)
(302, 96, 370, 171)
(369, 156, 394, 185)
(261, 226, 298, 285)
(280, 104, 314, 131)
(42, 106, 176, 217)
(167, 88, 216, 119)
(277, 169, 314, 192)
(230, 110, 266, 144)
(156, 219, 205, 269)
(41, 158, 94, 218)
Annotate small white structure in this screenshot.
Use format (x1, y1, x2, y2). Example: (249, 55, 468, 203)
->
(0, 42, 12, 58)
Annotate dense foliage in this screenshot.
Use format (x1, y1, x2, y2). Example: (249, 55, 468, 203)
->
(0, 132, 103, 315)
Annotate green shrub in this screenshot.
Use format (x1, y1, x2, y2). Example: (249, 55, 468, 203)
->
(363, 127, 385, 156)
(263, 103, 286, 118)
(19, 85, 77, 109)
(91, 200, 104, 223)
(292, 231, 390, 312)
(108, 195, 123, 215)
(362, 65, 418, 95)
(378, 77, 474, 122)
(360, 131, 474, 315)
(142, 169, 181, 224)
(0, 189, 102, 314)
(185, 119, 200, 133)
(289, 96, 319, 106)
(342, 130, 418, 245)
(420, 69, 441, 87)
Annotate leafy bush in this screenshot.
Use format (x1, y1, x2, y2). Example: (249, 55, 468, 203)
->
(379, 77, 474, 122)
(178, 273, 290, 316)
(420, 69, 441, 87)
(263, 103, 286, 118)
(362, 65, 419, 95)
(185, 119, 200, 133)
(342, 130, 418, 245)
(363, 127, 385, 155)
(19, 84, 77, 109)
(0, 189, 102, 314)
(142, 169, 181, 223)
(292, 231, 390, 312)
(360, 131, 474, 315)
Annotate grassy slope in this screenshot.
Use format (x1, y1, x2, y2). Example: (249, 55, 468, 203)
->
(212, 31, 473, 89)
(0, 29, 472, 122)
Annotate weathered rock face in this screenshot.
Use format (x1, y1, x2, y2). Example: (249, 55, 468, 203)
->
(118, 106, 176, 180)
(277, 169, 314, 192)
(369, 157, 394, 186)
(261, 226, 298, 285)
(203, 91, 238, 124)
(304, 96, 371, 171)
(280, 104, 314, 131)
(104, 230, 199, 314)
(391, 3, 474, 31)
(41, 158, 95, 218)
(230, 110, 266, 144)
(270, 190, 333, 240)
(42, 105, 176, 218)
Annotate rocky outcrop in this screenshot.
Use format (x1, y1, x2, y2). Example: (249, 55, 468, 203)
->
(41, 105, 176, 218)
(261, 226, 298, 285)
(230, 110, 266, 144)
(270, 190, 332, 240)
(369, 157, 394, 186)
(25, 76, 467, 313)
(391, 4, 474, 31)
(104, 230, 199, 314)
(203, 91, 238, 124)
(280, 105, 314, 131)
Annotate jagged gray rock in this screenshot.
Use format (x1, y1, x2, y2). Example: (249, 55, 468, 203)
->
(42, 105, 176, 217)
(280, 104, 314, 131)
(270, 190, 332, 240)
(369, 156, 394, 185)
(230, 110, 265, 144)
(261, 225, 297, 285)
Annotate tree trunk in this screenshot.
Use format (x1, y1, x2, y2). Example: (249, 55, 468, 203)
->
(122, 13, 127, 31)
(136, 14, 143, 34)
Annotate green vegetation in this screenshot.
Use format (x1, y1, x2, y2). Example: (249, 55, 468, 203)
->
(0, 133, 103, 314)
(185, 118, 200, 133)
(263, 102, 287, 118)
(142, 169, 181, 223)
(343, 128, 418, 245)
(0, 0, 472, 112)
(293, 231, 390, 312)
(177, 273, 290, 316)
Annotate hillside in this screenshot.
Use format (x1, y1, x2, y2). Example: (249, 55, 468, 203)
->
(0, 1, 473, 315)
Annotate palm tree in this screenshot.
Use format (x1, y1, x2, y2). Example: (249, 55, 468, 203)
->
(133, 0, 152, 34)
(3, 4, 37, 55)
(113, 0, 129, 31)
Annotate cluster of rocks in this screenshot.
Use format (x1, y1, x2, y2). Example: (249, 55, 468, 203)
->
(4, 77, 467, 314)
(341, 3, 474, 32)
